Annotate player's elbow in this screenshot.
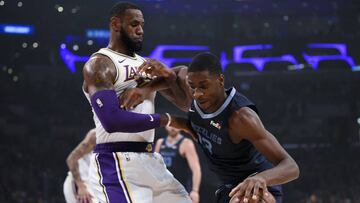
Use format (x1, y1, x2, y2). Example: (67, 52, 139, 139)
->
(66, 157, 70, 167)
(66, 156, 74, 169)
(288, 158, 300, 181)
(293, 161, 300, 180)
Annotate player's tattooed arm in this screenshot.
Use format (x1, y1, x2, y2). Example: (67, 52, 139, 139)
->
(66, 129, 96, 185)
(83, 56, 169, 133)
(83, 55, 117, 96)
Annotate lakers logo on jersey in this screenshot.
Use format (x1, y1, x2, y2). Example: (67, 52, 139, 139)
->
(124, 65, 139, 81)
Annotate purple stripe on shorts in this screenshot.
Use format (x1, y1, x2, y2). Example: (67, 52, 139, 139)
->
(114, 154, 133, 202)
(97, 153, 128, 203)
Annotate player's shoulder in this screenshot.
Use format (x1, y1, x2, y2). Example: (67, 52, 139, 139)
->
(230, 90, 254, 108)
(83, 54, 115, 76)
(156, 138, 164, 145)
(229, 106, 258, 126)
(235, 106, 256, 116)
(181, 137, 195, 147)
(84, 54, 112, 70)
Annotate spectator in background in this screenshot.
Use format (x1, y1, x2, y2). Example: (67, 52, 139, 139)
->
(155, 126, 201, 203)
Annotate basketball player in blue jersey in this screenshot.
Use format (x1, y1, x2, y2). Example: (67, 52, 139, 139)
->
(123, 52, 300, 203)
(155, 126, 201, 203)
(64, 129, 96, 203)
(82, 2, 191, 203)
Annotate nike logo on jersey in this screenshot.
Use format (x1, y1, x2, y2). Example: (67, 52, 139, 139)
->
(118, 59, 126, 63)
(148, 114, 154, 122)
(96, 98, 103, 108)
(189, 108, 195, 112)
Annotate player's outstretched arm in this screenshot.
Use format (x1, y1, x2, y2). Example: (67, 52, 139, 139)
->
(228, 107, 299, 202)
(66, 129, 96, 203)
(83, 56, 170, 133)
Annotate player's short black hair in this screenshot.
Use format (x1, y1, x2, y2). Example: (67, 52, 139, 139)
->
(188, 52, 223, 74)
(110, 2, 141, 18)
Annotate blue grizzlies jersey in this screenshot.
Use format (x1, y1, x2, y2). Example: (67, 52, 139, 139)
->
(189, 87, 282, 196)
(159, 136, 191, 191)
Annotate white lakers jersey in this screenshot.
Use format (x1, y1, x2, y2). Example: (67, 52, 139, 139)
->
(84, 48, 156, 144)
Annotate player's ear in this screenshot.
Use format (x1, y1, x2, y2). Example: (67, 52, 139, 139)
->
(218, 74, 225, 87)
(110, 16, 121, 32)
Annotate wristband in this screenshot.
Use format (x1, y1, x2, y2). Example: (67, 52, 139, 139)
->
(165, 113, 171, 127)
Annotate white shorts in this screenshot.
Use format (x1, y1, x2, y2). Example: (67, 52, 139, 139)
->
(63, 173, 77, 203)
(63, 173, 96, 203)
(88, 152, 191, 203)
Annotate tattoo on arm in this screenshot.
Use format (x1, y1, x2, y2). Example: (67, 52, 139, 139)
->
(83, 55, 117, 96)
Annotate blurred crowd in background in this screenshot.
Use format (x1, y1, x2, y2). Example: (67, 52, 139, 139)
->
(1, 0, 360, 202)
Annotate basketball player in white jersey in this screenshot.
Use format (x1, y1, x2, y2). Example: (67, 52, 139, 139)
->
(64, 129, 96, 203)
(82, 2, 191, 203)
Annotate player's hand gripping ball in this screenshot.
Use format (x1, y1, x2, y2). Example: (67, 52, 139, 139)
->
(229, 188, 276, 203)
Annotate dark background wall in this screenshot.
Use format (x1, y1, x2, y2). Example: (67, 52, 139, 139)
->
(1, 0, 360, 202)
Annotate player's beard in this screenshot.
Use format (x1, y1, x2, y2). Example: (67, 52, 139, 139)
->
(120, 28, 143, 53)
